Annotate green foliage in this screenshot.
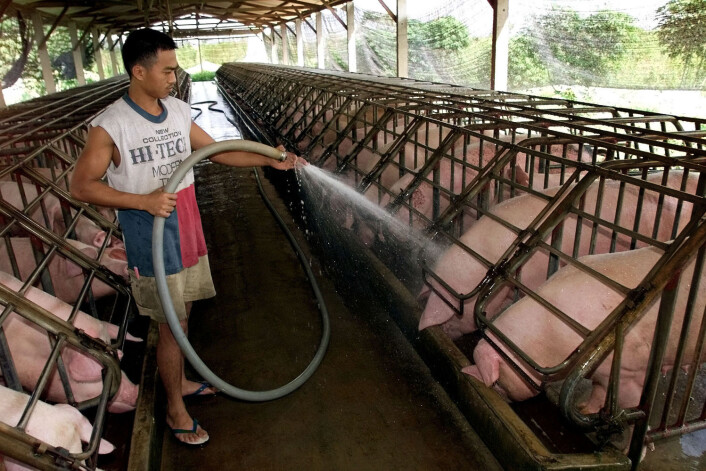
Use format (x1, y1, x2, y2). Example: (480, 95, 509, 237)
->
(175, 40, 247, 70)
(424, 16, 470, 51)
(175, 46, 199, 69)
(190, 71, 216, 82)
(656, 0, 706, 79)
(409, 16, 469, 51)
(534, 9, 640, 85)
(508, 36, 550, 89)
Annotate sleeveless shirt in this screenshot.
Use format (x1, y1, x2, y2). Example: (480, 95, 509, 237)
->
(91, 94, 207, 277)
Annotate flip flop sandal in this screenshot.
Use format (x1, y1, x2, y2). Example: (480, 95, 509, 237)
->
(183, 381, 218, 399)
(168, 418, 209, 447)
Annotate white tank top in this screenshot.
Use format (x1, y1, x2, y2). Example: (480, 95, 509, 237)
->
(91, 94, 194, 194)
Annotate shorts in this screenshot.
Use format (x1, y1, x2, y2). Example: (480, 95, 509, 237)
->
(129, 255, 216, 323)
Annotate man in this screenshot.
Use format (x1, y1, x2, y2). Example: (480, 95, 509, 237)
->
(71, 28, 301, 446)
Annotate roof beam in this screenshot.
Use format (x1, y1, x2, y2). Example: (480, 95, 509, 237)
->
(0, 0, 12, 20)
(321, 0, 346, 30)
(378, 0, 396, 23)
(37, 4, 68, 50)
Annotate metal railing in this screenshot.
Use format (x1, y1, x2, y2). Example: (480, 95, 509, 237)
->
(216, 63, 706, 470)
(0, 68, 191, 470)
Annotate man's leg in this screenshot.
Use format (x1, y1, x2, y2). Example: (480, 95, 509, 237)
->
(178, 302, 218, 397)
(158, 305, 208, 444)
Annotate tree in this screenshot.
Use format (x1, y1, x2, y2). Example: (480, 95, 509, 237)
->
(532, 9, 640, 85)
(0, 12, 34, 88)
(656, 0, 706, 81)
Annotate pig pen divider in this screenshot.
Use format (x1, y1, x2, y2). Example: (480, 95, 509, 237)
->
(216, 63, 706, 470)
(0, 72, 197, 470)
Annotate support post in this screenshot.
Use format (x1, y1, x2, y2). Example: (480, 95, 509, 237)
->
(347, 1, 357, 72)
(33, 12, 56, 93)
(490, 0, 509, 91)
(69, 21, 86, 85)
(316, 12, 325, 69)
(396, 0, 408, 78)
(271, 28, 278, 64)
(295, 19, 304, 67)
(92, 27, 105, 80)
(262, 31, 272, 63)
(281, 23, 288, 65)
(0, 82, 6, 109)
(107, 35, 119, 76)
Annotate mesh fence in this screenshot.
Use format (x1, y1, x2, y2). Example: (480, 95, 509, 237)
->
(0, 0, 703, 113)
(267, 0, 704, 116)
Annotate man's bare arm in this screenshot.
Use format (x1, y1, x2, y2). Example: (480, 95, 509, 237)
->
(70, 126, 177, 218)
(190, 122, 300, 170)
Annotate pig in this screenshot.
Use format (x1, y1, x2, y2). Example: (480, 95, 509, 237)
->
(292, 106, 387, 156)
(419, 171, 698, 339)
(0, 385, 115, 471)
(463, 245, 705, 416)
(0, 271, 139, 413)
(0, 237, 128, 303)
(0, 166, 117, 222)
(0, 181, 121, 249)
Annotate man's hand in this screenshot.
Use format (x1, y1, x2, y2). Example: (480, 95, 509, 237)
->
(270, 144, 308, 171)
(143, 187, 177, 217)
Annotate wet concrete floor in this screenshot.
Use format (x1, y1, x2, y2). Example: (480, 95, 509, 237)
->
(154, 83, 501, 470)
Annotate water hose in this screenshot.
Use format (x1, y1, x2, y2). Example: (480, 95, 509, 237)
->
(152, 139, 330, 401)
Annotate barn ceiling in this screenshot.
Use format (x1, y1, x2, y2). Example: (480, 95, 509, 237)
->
(4, 1, 351, 38)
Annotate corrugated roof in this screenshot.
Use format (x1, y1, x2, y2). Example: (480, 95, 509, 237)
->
(6, 1, 351, 37)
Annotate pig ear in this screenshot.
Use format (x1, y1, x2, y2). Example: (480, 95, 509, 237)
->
(464, 353, 500, 388)
(65, 348, 103, 382)
(65, 260, 83, 278)
(65, 244, 99, 277)
(92, 231, 107, 248)
(104, 322, 143, 342)
(462, 365, 486, 383)
(507, 165, 529, 186)
(99, 438, 116, 455)
(411, 188, 425, 208)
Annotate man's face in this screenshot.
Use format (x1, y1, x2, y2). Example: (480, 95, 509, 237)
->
(138, 48, 179, 99)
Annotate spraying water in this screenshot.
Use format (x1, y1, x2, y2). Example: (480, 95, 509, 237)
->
(297, 164, 444, 267)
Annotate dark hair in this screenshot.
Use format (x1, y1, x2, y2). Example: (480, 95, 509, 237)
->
(122, 28, 177, 78)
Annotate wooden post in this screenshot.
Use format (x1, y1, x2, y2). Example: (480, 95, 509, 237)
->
(262, 31, 272, 63)
(396, 0, 408, 78)
(316, 12, 325, 69)
(295, 19, 304, 67)
(0, 82, 6, 109)
(271, 28, 278, 64)
(347, 1, 357, 72)
(69, 21, 86, 85)
(490, 0, 509, 90)
(107, 35, 119, 76)
(281, 23, 288, 65)
(33, 12, 56, 93)
(92, 27, 105, 80)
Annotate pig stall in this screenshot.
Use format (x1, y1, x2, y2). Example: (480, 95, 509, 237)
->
(215, 63, 706, 470)
(0, 70, 190, 470)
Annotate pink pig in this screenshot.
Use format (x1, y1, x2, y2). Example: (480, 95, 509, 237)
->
(0, 385, 115, 471)
(0, 181, 121, 249)
(419, 171, 698, 339)
(0, 271, 139, 413)
(0, 237, 128, 303)
(463, 245, 705, 415)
